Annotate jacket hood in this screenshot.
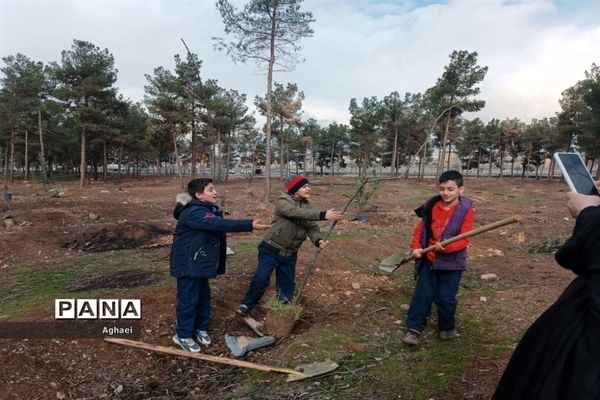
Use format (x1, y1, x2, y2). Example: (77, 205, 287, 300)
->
(173, 193, 192, 219)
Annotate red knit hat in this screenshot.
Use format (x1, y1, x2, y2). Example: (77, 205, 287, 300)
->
(286, 175, 309, 195)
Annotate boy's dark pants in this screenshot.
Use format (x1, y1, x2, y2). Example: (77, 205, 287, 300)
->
(241, 242, 297, 310)
(176, 277, 210, 338)
(406, 259, 463, 333)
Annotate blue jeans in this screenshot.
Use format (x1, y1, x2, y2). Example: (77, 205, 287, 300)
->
(406, 259, 463, 332)
(176, 277, 211, 338)
(241, 242, 297, 310)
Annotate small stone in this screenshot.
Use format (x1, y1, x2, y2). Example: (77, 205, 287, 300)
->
(480, 273, 498, 281)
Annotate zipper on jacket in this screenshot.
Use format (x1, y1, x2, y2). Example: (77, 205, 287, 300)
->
(193, 244, 207, 261)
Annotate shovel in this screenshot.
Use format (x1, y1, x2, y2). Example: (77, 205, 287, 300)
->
(104, 337, 338, 382)
(225, 334, 276, 357)
(379, 215, 521, 273)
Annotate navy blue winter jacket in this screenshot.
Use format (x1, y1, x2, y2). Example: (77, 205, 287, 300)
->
(169, 194, 253, 278)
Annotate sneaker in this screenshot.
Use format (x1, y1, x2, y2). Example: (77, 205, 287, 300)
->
(195, 330, 212, 346)
(236, 304, 249, 317)
(402, 329, 421, 346)
(439, 329, 457, 341)
(173, 334, 201, 352)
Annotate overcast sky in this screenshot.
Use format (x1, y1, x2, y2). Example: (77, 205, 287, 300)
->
(2, 0, 600, 126)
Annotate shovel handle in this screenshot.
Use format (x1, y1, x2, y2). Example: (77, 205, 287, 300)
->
(104, 337, 306, 377)
(398, 215, 521, 267)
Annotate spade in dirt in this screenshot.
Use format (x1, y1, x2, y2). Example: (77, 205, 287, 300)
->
(105, 337, 338, 382)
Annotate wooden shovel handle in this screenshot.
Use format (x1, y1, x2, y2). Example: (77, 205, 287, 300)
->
(104, 337, 306, 377)
(400, 215, 521, 265)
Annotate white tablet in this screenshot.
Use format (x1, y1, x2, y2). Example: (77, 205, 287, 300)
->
(553, 152, 599, 196)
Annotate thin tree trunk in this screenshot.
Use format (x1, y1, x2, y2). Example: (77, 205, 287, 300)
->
(79, 125, 86, 188)
(24, 129, 29, 181)
(191, 100, 197, 178)
(437, 114, 451, 177)
(330, 143, 335, 181)
(38, 102, 48, 188)
(2, 145, 8, 191)
(312, 144, 317, 176)
(117, 145, 123, 184)
(173, 127, 184, 189)
(476, 147, 482, 178)
(279, 118, 285, 181)
(419, 140, 427, 180)
(465, 155, 471, 177)
(9, 127, 15, 183)
(391, 124, 398, 176)
(217, 130, 222, 182)
(446, 139, 452, 170)
(225, 130, 231, 183)
(263, 8, 277, 204)
(103, 140, 108, 181)
(499, 146, 505, 179)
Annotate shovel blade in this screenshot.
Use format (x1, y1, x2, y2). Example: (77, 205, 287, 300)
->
(286, 359, 339, 382)
(378, 251, 410, 273)
(379, 263, 400, 273)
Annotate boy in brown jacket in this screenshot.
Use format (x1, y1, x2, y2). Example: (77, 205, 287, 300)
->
(237, 175, 342, 315)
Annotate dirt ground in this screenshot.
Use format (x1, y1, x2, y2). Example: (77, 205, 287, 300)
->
(0, 175, 577, 399)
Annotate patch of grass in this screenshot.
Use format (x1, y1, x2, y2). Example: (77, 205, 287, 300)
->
(527, 238, 563, 253)
(224, 242, 258, 273)
(229, 286, 503, 400)
(505, 195, 537, 205)
(264, 298, 304, 320)
(0, 249, 168, 319)
(326, 230, 374, 241)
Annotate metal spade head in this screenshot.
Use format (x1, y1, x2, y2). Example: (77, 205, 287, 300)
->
(286, 359, 339, 382)
(378, 251, 411, 274)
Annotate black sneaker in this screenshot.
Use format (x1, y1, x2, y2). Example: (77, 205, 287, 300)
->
(236, 304, 249, 317)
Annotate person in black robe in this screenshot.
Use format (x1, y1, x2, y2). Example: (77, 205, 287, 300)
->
(492, 191, 600, 400)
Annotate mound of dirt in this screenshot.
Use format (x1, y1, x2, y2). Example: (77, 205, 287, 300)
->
(63, 222, 171, 252)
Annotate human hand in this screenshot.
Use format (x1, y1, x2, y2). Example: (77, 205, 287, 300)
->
(318, 239, 329, 249)
(252, 220, 270, 230)
(324, 209, 343, 221)
(566, 192, 600, 218)
(412, 249, 423, 259)
(433, 242, 445, 252)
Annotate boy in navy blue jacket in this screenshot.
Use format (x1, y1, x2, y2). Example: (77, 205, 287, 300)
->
(170, 178, 269, 352)
(403, 170, 475, 346)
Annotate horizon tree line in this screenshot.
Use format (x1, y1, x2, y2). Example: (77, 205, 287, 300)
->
(1, 2, 599, 198)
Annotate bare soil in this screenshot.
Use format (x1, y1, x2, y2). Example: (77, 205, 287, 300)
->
(0, 175, 576, 399)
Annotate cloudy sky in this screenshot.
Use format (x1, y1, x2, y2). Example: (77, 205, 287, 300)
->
(2, 0, 600, 126)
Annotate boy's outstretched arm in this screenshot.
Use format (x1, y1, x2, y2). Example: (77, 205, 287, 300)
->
(252, 220, 270, 231)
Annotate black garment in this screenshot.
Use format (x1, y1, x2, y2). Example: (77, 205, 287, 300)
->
(492, 206, 600, 400)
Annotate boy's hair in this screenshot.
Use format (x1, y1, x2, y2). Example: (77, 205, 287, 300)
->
(187, 178, 213, 196)
(438, 170, 464, 187)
